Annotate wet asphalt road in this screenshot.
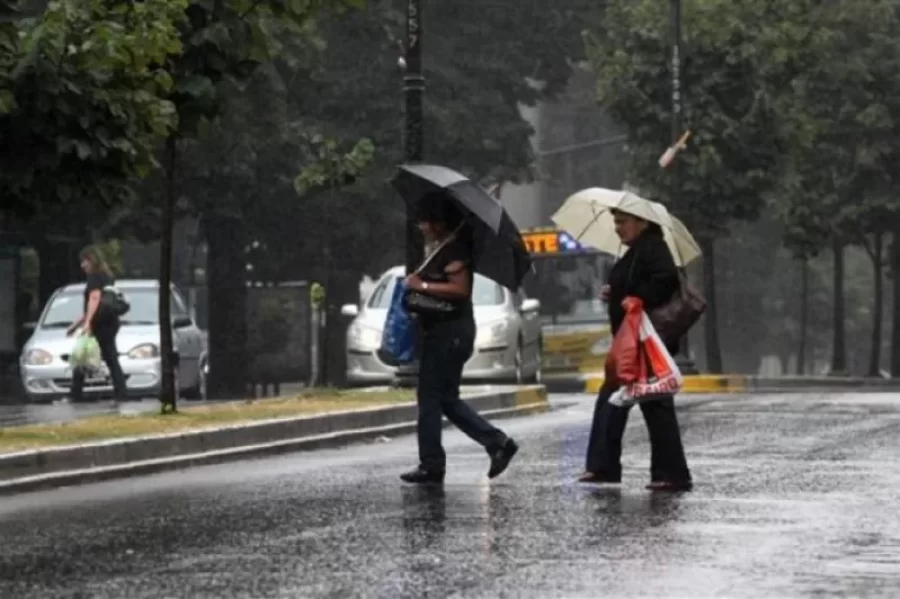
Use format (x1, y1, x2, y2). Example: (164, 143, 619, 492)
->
(1, 392, 900, 598)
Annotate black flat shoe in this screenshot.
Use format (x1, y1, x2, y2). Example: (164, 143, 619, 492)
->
(488, 438, 519, 479)
(400, 466, 445, 484)
(577, 471, 622, 484)
(646, 480, 693, 492)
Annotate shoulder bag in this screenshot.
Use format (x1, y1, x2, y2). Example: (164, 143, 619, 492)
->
(650, 271, 706, 344)
(622, 245, 706, 344)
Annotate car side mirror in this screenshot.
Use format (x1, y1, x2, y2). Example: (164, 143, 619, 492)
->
(340, 304, 359, 317)
(520, 298, 540, 313)
(173, 317, 193, 329)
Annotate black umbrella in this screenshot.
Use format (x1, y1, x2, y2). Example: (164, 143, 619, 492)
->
(391, 164, 532, 290)
(392, 164, 504, 232)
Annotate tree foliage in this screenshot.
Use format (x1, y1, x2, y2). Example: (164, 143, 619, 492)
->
(0, 0, 185, 219)
(585, 0, 784, 372)
(586, 0, 782, 236)
(762, 0, 900, 259)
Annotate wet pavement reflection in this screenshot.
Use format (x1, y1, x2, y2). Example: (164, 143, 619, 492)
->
(1, 392, 899, 597)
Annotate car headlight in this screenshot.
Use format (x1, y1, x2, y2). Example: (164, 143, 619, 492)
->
(347, 322, 382, 351)
(476, 320, 509, 348)
(24, 348, 53, 365)
(127, 343, 160, 359)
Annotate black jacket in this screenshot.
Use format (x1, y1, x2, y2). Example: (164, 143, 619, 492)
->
(606, 227, 680, 345)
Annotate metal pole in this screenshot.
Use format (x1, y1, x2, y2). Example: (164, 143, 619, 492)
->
(671, 0, 698, 374)
(395, 0, 425, 388)
(404, 0, 424, 272)
(670, 0, 681, 146)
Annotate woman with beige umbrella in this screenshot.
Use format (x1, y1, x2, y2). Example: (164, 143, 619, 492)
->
(552, 188, 702, 492)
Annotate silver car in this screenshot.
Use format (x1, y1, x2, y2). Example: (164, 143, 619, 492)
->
(19, 280, 208, 403)
(341, 266, 542, 386)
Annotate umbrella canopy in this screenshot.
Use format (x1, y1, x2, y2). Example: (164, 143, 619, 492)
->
(391, 164, 504, 233)
(391, 164, 532, 290)
(551, 187, 702, 266)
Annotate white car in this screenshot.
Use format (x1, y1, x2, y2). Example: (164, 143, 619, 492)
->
(341, 266, 542, 386)
(19, 280, 207, 403)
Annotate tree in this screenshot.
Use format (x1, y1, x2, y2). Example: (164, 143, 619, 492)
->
(586, 0, 783, 373)
(762, 0, 900, 377)
(0, 0, 184, 220)
(150, 0, 363, 412)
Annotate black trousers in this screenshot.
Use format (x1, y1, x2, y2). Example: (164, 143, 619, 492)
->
(585, 380, 691, 483)
(417, 317, 507, 471)
(71, 324, 128, 401)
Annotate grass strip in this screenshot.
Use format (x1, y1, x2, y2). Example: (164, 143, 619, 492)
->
(0, 389, 413, 453)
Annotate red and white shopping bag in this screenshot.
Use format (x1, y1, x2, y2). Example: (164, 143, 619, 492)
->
(606, 297, 684, 407)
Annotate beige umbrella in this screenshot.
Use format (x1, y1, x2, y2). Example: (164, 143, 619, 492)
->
(551, 187, 702, 266)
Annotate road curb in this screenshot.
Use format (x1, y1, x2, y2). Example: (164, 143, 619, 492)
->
(0, 386, 548, 495)
(565, 375, 900, 395)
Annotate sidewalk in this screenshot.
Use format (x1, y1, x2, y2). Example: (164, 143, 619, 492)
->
(544, 373, 900, 394)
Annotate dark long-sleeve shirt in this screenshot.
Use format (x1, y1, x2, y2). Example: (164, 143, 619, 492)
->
(606, 228, 680, 344)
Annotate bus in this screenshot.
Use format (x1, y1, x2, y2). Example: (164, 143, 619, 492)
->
(520, 227, 614, 377)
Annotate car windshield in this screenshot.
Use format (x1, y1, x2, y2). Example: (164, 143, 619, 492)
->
(40, 288, 190, 328)
(367, 274, 505, 308)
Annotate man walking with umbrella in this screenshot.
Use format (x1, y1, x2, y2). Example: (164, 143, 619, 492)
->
(392, 165, 532, 484)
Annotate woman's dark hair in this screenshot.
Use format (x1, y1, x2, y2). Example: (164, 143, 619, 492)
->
(609, 209, 663, 237)
(416, 192, 464, 229)
(79, 244, 113, 277)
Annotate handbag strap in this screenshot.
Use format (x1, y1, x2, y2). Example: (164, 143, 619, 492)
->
(413, 224, 464, 276)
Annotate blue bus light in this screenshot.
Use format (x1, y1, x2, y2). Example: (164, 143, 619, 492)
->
(558, 232, 584, 252)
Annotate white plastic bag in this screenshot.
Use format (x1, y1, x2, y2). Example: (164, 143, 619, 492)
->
(609, 309, 683, 407)
(71, 334, 102, 374)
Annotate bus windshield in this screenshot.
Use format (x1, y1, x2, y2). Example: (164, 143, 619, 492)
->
(523, 252, 612, 326)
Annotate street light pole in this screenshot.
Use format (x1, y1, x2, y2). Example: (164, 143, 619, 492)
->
(404, 0, 424, 272)
(670, 0, 681, 147)
(394, 0, 425, 388)
(670, 0, 699, 374)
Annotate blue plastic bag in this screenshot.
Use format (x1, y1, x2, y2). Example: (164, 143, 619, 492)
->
(380, 280, 417, 364)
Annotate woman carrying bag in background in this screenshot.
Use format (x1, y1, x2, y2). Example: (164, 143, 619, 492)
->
(66, 245, 128, 404)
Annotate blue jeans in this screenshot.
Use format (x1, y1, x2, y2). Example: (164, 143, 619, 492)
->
(416, 317, 507, 471)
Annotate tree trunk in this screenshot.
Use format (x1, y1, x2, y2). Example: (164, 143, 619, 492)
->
(205, 212, 248, 398)
(797, 258, 809, 375)
(868, 232, 885, 377)
(700, 236, 723, 373)
(830, 240, 847, 375)
(36, 239, 76, 307)
(158, 136, 178, 413)
(891, 233, 900, 377)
